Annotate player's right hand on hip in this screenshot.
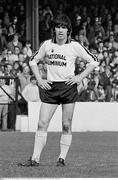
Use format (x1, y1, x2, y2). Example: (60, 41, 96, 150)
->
(38, 79, 52, 90)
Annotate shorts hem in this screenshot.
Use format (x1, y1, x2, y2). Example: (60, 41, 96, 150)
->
(62, 101, 77, 104)
(41, 100, 77, 105)
(41, 100, 59, 105)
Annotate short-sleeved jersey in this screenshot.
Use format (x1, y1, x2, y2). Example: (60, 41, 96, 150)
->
(29, 39, 99, 82)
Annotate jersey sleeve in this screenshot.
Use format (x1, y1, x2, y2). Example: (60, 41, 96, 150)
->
(73, 42, 99, 67)
(29, 41, 46, 66)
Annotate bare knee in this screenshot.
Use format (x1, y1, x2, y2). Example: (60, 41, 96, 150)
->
(38, 120, 48, 131)
(62, 120, 72, 134)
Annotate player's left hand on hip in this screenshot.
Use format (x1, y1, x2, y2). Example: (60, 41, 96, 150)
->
(65, 75, 80, 85)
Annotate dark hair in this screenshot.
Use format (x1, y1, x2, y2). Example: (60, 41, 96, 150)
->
(14, 46, 20, 50)
(14, 33, 19, 37)
(52, 14, 72, 40)
(13, 60, 20, 66)
(25, 40, 31, 45)
(30, 75, 36, 81)
(13, 61, 23, 71)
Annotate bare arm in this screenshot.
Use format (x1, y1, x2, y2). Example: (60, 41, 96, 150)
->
(30, 64, 42, 82)
(29, 41, 52, 90)
(65, 64, 95, 85)
(30, 63, 52, 90)
(76, 64, 95, 82)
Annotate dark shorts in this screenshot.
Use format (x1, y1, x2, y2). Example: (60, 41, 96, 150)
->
(39, 82, 78, 105)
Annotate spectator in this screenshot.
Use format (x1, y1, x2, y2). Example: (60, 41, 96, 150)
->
(18, 65, 31, 115)
(42, 4, 53, 21)
(8, 46, 20, 64)
(6, 25, 15, 43)
(114, 49, 118, 58)
(75, 58, 85, 75)
(113, 24, 118, 43)
(25, 40, 32, 57)
(22, 75, 41, 102)
(22, 46, 30, 64)
(0, 65, 4, 75)
(38, 62, 47, 79)
(114, 85, 118, 102)
(12, 61, 22, 76)
(12, 16, 18, 33)
(86, 16, 92, 42)
(88, 80, 98, 102)
(108, 33, 117, 50)
(99, 66, 112, 102)
(39, 5, 44, 24)
(112, 69, 118, 85)
(96, 84, 106, 102)
(7, 74, 17, 130)
(88, 17, 105, 46)
(0, 78, 12, 131)
(0, 48, 8, 63)
(81, 19, 87, 37)
(39, 13, 52, 42)
(18, 65, 31, 92)
(105, 20, 113, 39)
(92, 68, 100, 90)
(0, 7, 4, 18)
(113, 12, 118, 25)
(0, 27, 7, 54)
(102, 50, 110, 66)
(6, 49, 12, 61)
(72, 15, 82, 37)
(78, 84, 91, 102)
(4, 63, 13, 77)
(18, 52, 25, 66)
(97, 40, 104, 53)
(56, 2, 65, 16)
(3, 11, 10, 28)
(7, 33, 23, 53)
(78, 29, 89, 47)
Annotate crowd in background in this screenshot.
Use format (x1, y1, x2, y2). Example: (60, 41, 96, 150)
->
(38, 0, 118, 103)
(0, 0, 118, 130)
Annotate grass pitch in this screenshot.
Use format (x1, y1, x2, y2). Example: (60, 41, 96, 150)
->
(0, 131, 118, 178)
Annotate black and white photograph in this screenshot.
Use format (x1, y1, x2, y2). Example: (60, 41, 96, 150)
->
(0, 0, 118, 178)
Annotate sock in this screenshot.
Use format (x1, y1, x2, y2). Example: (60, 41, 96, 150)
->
(32, 131, 47, 162)
(59, 134, 72, 161)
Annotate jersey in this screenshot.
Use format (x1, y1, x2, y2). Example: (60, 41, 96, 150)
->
(29, 39, 99, 82)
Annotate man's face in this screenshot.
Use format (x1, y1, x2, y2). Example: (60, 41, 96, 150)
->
(55, 24, 68, 41)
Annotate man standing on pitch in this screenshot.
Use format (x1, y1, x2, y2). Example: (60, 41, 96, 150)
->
(19, 14, 99, 167)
